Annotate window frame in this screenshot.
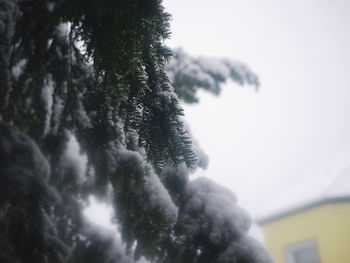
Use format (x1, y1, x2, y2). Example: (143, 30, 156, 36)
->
(284, 239, 320, 263)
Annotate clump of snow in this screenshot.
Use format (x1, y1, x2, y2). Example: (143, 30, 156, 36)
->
(157, 90, 179, 104)
(160, 164, 189, 196)
(76, 92, 91, 128)
(224, 60, 259, 86)
(47, 38, 53, 49)
(83, 195, 153, 263)
(61, 132, 88, 185)
(0, 123, 67, 262)
(51, 94, 65, 134)
(84, 196, 116, 230)
(80, 222, 134, 263)
(174, 176, 272, 262)
(42, 74, 54, 135)
(146, 165, 178, 217)
(166, 48, 259, 103)
(0, 122, 51, 179)
(167, 49, 216, 89)
(197, 57, 231, 78)
(183, 177, 251, 243)
(115, 147, 178, 221)
(11, 59, 27, 80)
(56, 22, 70, 40)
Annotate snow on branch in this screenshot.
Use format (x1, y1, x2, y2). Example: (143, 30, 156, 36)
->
(167, 48, 259, 103)
(173, 177, 272, 262)
(182, 177, 251, 243)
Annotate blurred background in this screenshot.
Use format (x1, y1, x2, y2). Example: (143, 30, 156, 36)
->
(162, 0, 350, 262)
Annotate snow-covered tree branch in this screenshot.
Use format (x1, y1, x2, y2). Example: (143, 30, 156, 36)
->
(167, 48, 259, 103)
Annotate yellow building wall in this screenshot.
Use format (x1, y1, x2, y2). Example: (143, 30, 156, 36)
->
(261, 202, 350, 263)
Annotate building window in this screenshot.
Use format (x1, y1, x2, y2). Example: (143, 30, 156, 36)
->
(284, 239, 320, 263)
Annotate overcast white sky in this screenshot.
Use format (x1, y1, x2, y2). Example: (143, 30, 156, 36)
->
(163, 0, 350, 216)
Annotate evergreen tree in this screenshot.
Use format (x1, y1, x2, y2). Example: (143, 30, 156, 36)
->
(0, 0, 272, 262)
